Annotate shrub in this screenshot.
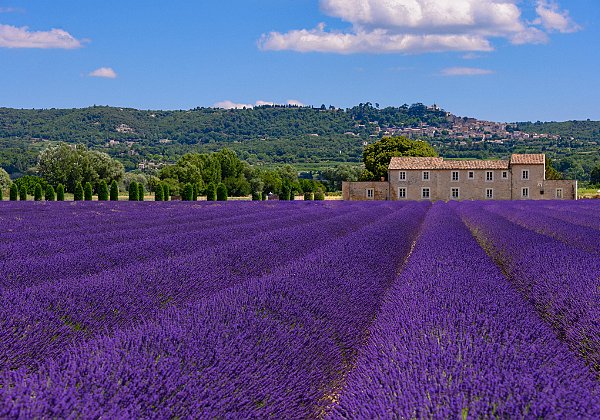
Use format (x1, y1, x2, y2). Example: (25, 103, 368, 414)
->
(34, 184, 43, 201)
(110, 180, 119, 201)
(216, 183, 228, 201)
(314, 190, 325, 201)
(182, 183, 193, 201)
(56, 184, 65, 201)
(98, 180, 109, 201)
(129, 181, 138, 201)
(155, 186, 163, 201)
(206, 183, 217, 201)
(262, 192, 267, 201)
(45, 185, 56, 201)
(280, 185, 291, 201)
(304, 192, 314, 201)
(163, 184, 170, 201)
(10, 184, 18, 201)
(19, 186, 27, 201)
(138, 183, 145, 201)
(252, 191, 262, 201)
(84, 182, 93, 201)
(74, 182, 84, 201)
(192, 185, 198, 201)
(0, 187, 2, 201)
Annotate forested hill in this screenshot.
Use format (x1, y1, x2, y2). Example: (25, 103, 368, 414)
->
(0, 103, 448, 145)
(517, 120, 600, 142)
(0, 103, 448, 173)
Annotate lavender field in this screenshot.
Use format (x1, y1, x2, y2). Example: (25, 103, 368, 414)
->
(1, 200, 599, 418)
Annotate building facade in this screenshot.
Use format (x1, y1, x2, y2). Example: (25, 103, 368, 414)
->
(343, 154, 577, 201)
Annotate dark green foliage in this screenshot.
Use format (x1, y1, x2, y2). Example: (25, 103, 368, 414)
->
(181, 183, 193, 201)
(216, 183, 228, 201)
(155, 186, 164, 201)
(19, 186, 27, 201)
(192, 184, 198, 201)
(314, 190, 325, 200)
(10, 184, 18, 201)
(545, 158, 562, 180)
(280, 185, 291, 201)
(137, 183, 144, 201)
(129, 181, 138, 201)
(74, 182, 84, 201)
(206, 183, 217, 201)
(45, 185, 56, 201)
(0, 188, 2, 201)
(590, 165, 600, 186)
(303, 192, 314, 201)
(14, 175, 48, 196)
(98, 180, 109, 201)
(162, 184, 170, 201)
(56, 184, 65, 201)
(251, 191, 262, 201)
(34, 184, 43, 201)
(110, 180, 119, 201)
(261, 192, 267, 201)
(363, 136, 437, 181)
(84, 182, 93, 201)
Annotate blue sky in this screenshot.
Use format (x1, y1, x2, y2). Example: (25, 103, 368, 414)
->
(0, 1, 598, 122)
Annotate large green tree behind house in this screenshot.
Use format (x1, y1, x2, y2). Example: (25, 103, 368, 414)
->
(545, 157, 563, 180)
(362, 136, 437, 180)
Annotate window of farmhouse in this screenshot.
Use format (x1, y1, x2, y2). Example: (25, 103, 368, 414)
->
(556, 188, 563, 199)
(522, 187, 529, 198)
(422, 188, 430, 199)
(399, 171, 406, 181)
(422, 171, 430, 181)
(366, 189, 374, 199)
(398, 188, 407, 199)
(452, 171, 459, 181)
(522, 170, 529, 180)
(468, 171, 474, 179)
(451, 188, 460, 199)
(502, 171, 508, 179)
(486, 171, 494, 181)
(486, 188, 493, 199)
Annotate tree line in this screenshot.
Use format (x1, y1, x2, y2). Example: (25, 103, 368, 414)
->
(0, 143, 331, 201)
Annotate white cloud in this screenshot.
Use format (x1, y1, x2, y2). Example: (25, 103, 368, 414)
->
(260, 24, 492, 54)
(286, 99, 305, 107)
(214, 100, 304, 109)
(534, 0, 581, 33)
(441, 67, 494, 76)
(0, 24, 83, 49)
(259, 0, 579, 54)
(89, 67, 117, 79)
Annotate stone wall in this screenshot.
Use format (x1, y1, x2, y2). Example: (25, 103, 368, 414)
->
(342, 181, 389, 201)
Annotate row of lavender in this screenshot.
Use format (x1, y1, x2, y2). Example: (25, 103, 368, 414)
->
(329, 202, 600, 418)
(0, 201, 428, 417)
(1, 200, 599, 417)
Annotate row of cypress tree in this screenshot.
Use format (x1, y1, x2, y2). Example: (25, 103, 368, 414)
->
(7, 183, 66, 201)
(180, 182, 229, 201)
(3, 179, 325, 202)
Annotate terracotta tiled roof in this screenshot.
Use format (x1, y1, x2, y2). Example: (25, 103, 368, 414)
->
(510, 154, 545, 165)
(388, 157, 445, 170)
(388, 157, 509, 170)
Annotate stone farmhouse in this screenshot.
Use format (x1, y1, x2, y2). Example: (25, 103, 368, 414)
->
(343, 154, 577, 201)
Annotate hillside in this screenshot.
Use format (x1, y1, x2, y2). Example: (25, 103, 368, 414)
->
(0, 103, 448, 174)
(1, 103, 598, 181)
